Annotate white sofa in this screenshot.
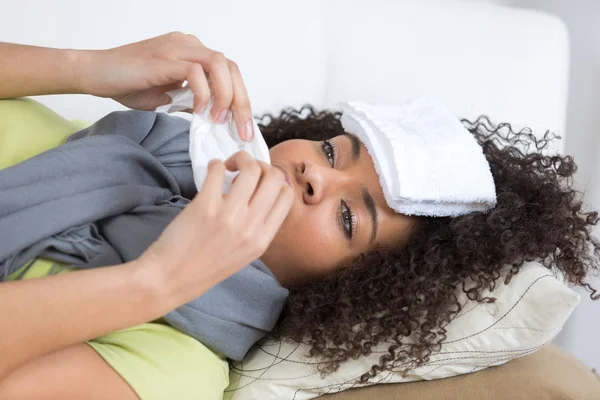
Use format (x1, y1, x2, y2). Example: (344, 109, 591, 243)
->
(1, 0, 568, 144)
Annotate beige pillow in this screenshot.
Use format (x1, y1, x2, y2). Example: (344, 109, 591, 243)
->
(319, 344, 600, 400)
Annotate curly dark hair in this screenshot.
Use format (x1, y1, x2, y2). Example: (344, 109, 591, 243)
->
(256, 106, 600, 383)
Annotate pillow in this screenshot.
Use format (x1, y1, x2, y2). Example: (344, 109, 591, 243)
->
(0, 98, 88, 169)
(320, 344, 600, 400)
(224, 261, 580, 399)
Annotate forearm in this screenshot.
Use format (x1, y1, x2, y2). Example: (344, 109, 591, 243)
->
(0, 42, 85, 99)
(0, 261, 179, 380)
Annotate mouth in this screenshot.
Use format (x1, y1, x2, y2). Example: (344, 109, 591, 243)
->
(272, 164, 294, 189)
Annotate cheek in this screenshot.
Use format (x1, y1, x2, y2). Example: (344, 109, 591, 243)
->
(276, 207, 343, 274)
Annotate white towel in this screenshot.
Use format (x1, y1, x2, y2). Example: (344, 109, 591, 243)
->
(340, 98, 496, 217)
(156, 88, 270, 192)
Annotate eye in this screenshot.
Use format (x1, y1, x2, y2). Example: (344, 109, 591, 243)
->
(321, 140, 336, 167)
(340, 200, 356, 240)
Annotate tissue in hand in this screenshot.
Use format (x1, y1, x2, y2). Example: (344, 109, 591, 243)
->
(155, 88, 271, 192)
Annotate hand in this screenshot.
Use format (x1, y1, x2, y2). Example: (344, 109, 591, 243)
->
(78, 32, 255, 140)
(139, 151, 293, 305)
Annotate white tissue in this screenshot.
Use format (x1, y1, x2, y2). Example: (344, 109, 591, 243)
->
(156, 88, 270, 193)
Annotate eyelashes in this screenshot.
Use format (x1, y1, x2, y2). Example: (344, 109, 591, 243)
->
(322, 139, 336, 167)
(321, 139, 356, 240)
(340, 200, 356, 240)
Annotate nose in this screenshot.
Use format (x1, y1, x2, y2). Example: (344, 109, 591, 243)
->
(298, 160, 346, 205)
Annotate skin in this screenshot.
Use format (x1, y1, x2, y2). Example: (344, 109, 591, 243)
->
(263, 134, 417, 286)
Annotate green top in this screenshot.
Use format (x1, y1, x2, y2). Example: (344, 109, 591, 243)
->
(1, 98, 229, 400)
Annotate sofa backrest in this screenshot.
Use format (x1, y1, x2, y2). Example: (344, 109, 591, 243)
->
(0, 0, 568, 147)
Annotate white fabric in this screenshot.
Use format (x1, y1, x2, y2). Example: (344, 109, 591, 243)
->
(155, 88, 270, 192)
(224, 261, 580, 399)
(341, 98, 496, 217)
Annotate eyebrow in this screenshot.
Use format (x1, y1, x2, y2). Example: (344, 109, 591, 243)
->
(343, 133, 361, 162)
(363, 186, 378, 244)
(341, 134, 378, 244)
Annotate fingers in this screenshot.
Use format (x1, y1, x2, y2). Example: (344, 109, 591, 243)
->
(168, 35, 252, 139)
(228, 60, 254, 141)
(178, 44, 232, 122)
(262, 185, 294, 240)
(186, 63, 210, 113)
(146, 81, 186, 109)
(150, 57, 211, 114)
(224, 151, 262, 208)
(223, 152, 291, 224)
(248, 163, 288, 218)
(201, 51, 233, 123)
(195, 159, 226, 209)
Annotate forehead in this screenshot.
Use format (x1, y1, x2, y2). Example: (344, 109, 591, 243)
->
(337, 134, 416, 247)
(337, 133, 385, 203)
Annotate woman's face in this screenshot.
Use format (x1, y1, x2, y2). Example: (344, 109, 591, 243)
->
(261, 134, 417, 287)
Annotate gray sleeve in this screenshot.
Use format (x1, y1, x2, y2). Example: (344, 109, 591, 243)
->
(67, 110, 159, 144)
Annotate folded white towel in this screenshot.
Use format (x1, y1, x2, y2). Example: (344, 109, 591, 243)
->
(340, 98, 496, 217)
(156, 88, 270, 192)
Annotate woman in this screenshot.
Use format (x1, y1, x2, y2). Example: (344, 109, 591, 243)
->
(0, 33, 598, 399)
(0, 33, 296, 399)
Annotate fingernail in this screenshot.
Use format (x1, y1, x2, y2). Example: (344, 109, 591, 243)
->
(215, 110, 227, 123)
(244, 121, 254, 141)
